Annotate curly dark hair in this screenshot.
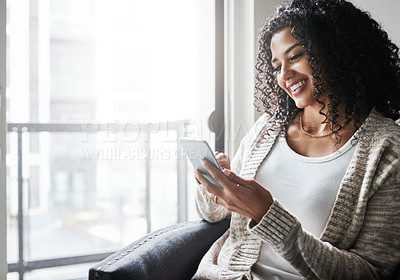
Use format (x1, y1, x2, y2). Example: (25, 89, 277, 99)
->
(254, 0, 400, 135)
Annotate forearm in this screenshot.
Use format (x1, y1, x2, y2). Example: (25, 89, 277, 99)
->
(249, 200, 400, 279)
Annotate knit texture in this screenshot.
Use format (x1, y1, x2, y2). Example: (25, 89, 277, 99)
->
(192, 109, 400, 280)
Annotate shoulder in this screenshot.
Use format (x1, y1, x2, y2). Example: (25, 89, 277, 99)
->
(232, 113, 275, 164)
(348, 109, 400, 194)
(356, 109, 400, 180)
(358, 109, 400, 150)
(235, 113, 277, 156)
(244, 113, 274, 143)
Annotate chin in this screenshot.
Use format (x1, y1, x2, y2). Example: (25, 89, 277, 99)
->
(287, 93, 307, 109)
(294, 103, 306, 109)
(292, 99, 307, 109)
(292, 95, 317, 109)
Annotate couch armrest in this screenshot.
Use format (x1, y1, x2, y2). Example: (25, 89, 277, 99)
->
(88, 219, 230, 280)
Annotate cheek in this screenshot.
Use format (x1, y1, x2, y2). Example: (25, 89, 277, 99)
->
(301, 63, 313, 78)
(277, 78, 292, 96)
(276, 77, 286, 91)
(307, 75, 316, 91)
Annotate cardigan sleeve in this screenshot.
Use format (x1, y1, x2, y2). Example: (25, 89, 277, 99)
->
(248, 162, 400, 280)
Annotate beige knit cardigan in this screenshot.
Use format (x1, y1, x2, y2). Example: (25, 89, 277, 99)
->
(192, 109, 400, 280)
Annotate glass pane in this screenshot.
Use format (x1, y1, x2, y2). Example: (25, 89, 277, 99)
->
(16, 131, 148, 260)
(7, 0, 216, 125)
(6, 132, 18, 264)
(149, 130, 178, 230)
(6, 272, 19, 280)
(6, 0, 215, 271)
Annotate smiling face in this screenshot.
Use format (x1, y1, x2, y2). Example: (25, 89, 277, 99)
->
(270, 27, 321, 109)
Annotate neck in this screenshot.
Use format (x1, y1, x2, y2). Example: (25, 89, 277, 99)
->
(300, 102, 354, 137)
(301, 108, 330, 135)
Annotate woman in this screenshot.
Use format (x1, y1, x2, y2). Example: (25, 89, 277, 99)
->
(192, 0, 400, 279)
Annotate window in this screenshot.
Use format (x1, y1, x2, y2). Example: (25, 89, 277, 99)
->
(5, 0, 221, 279)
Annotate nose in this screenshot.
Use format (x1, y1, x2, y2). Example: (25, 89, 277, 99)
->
(279, 63, 294, 82)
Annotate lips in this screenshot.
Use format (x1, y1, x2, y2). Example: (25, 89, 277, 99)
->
(287, 78, 307, 95)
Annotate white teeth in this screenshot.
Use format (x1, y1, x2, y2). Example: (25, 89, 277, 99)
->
(289, 80, 306, 92)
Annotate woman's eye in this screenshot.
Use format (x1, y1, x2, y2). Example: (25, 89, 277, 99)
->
(289, 52, 304, 61)
(272, 65, 281, 73)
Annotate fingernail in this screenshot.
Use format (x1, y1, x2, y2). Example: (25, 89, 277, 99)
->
(201, 158, 206, 164)
(223, 168, 231, 176)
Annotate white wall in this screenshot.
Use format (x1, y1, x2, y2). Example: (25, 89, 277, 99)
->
(0, 0, 7, 277)
(225, 0, 281, 155)
(224, 0, 255, 156)
(350, 0, 400, 46)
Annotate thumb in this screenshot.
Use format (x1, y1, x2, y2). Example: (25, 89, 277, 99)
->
(222, 168, 251, 186)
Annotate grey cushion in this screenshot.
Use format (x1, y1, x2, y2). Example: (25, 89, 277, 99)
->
(89, 219, 230, 280)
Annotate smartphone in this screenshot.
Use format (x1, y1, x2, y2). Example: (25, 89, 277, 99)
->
(178, 137, 223, 188)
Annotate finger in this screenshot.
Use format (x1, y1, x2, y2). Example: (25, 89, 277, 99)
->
(215, 153, 225, 163)
(215, 153, 228, 162)
(215, 152, 226, 159)
(198, 183, 214, 200)
(193, 172, 201, 185)
(216, 157, 228, 167)
(201, 159, 232, 187)
(222, 168, 252, 187)
(195, 169, 224, 197)
(198, 183, 226, 207)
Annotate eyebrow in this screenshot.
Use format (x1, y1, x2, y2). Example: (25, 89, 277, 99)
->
(271, 43, 302, 64)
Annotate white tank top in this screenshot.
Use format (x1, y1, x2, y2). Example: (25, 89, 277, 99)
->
(252, 135, 357, 280)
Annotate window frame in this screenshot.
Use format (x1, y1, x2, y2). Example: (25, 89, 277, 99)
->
(0, 0, 7, 278)
(2, 0, 225, 279)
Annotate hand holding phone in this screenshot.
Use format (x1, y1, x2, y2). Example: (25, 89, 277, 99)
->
(214, 151, 231, 170)
(178, 137, 223, 188)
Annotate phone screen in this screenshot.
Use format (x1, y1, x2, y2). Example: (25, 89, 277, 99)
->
(178, 138, 223, 188)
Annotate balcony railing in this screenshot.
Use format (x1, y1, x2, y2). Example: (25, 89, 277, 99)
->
(7, 120, 189, 279)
